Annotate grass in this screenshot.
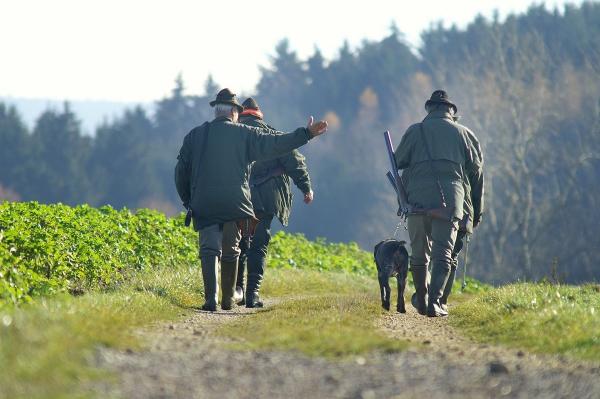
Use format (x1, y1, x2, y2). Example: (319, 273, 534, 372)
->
(451, 283, 600, 361)
(0, 265, 204, 399)
(218, 269, 409, 358)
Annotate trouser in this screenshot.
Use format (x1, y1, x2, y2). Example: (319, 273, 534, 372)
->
(199, 222, 242, 305)
(441, 230, 468, 304)
(238, 215, 273, 289)
(407, 214, 458, 311)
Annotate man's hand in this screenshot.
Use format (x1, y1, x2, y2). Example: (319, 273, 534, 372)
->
(307, 116, 328, 138)
(304, 190, 314, 204)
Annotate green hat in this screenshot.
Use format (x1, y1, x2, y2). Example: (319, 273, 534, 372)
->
(424, 90, 457, 114)
(209, 88, 243, 112)
(242, 97, 260, 110)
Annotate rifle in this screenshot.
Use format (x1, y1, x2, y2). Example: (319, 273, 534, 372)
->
(384, 131, 411, 218)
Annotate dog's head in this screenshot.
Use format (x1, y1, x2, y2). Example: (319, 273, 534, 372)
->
(374, 239, 409, 310)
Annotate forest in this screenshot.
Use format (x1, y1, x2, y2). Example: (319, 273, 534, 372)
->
(1, 3, 599, 284)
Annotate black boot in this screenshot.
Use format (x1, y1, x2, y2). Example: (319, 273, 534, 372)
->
(201, 256, 218, 312)
(245, 273, 263, 308)
(410, 265, 428, 315)
(440, 265, 457, 312)
(220, 260, 238, 310)
(427, 263, 451, 317)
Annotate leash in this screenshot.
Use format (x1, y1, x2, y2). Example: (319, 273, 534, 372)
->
(391, 220, 403, 238)
(461, 234, 471, 291)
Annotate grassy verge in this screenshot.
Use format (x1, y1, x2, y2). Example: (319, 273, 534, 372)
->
(451, 283, 600, 361)
(0, 265, 203, 399)
(218, 268, 408, 358)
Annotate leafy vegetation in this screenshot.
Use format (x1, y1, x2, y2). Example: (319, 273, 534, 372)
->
(0, 201, 198, 305)
(451, 283, 600, 361)
(268, 232, 373, 275)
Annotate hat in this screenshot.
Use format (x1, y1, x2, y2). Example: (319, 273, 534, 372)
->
(424, 90, 457, 114)
(209, 88, 243, 112)
(242, 97, 260, 110)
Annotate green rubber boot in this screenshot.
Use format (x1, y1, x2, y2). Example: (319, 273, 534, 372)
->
(427, 263, 451, 317)
(440, 265, 457, 312)
(200, 256, 218, 312)
(410, 265, 428, 315)
(220, 260, 238, 310)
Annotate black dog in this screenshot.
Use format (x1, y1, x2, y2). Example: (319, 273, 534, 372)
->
(374, 239, 409, 313)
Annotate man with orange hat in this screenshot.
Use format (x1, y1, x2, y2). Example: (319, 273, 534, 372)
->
(235, 97, 314, 308)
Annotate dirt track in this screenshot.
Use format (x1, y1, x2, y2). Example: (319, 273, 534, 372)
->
(96, 299, 600, 399)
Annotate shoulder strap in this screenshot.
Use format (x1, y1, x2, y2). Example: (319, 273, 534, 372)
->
(418, 123, 447, 208)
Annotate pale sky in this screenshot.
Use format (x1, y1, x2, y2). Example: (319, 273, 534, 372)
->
(0, 0, 584, 102)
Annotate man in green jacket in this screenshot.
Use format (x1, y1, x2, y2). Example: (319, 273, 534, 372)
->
(235, 97, 314, 308)
(174, 88, 327, 312)
(394, 90, 483, 317)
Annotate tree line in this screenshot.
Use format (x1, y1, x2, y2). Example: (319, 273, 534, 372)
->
(1, 3, 599, 283)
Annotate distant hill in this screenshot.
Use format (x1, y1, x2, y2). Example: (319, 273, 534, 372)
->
(0, 96, 150, 135)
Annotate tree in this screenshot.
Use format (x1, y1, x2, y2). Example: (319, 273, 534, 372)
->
(29, 103, 90, 205)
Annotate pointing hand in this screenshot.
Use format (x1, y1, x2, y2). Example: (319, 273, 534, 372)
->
(307, 116, 328, 138)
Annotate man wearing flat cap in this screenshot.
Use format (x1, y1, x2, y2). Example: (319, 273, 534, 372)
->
(175, 88, 327, 312)
(235, 97, 314, 308)
(394, 90, 484, 317)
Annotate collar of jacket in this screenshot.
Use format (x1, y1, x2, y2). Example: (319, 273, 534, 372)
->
(212, 116, 233, 123)
(424, 110, 454, 121)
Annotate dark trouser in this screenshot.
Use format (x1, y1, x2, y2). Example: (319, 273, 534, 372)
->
(239, 215, 273, 304)
(441, 230, 468, 305)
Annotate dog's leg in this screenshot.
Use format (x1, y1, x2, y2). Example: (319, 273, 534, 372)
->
(397, 273, 407, 313)
(378, 275, 390, 311)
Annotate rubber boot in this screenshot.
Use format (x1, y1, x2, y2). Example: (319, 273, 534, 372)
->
(440, 265, 457, 312)
(201, 256, 218, 312)
(220, 260, 238, 310)
(410, 265, 428, 315)
(245, 273, 263, 308)
(427, 263, 451, 317)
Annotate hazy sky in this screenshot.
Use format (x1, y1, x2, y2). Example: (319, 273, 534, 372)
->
(0, 0, 584, 102)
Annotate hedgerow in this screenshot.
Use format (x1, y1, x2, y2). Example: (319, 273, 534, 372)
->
(0, 202, 198, 304)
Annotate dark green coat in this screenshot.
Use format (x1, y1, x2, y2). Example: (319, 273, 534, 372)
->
(174, 116, 312, 230)
(239, 115, 311, 226)
(394, 110, 482, 221)
(460, 128, 485, 233)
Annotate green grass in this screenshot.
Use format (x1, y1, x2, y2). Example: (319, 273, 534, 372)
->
(0, 264, 204, 399)
(451, 283, 600, 361)
(218, 269, 408, 358)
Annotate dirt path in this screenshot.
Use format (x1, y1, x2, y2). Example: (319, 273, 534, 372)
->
(96, 298, 600, 399)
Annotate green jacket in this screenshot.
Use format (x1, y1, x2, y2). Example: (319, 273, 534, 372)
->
(239, 115, 311, 226)
(460, 128, 485, 233)
(394, 110, 483, 221)
(174, 116, 312, 230)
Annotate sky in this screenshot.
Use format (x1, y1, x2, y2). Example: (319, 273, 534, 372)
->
(0, 0, 585, 103)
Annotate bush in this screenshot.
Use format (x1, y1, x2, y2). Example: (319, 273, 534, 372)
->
(268, 232, 373, 275)
(0, 202, 198, 304)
